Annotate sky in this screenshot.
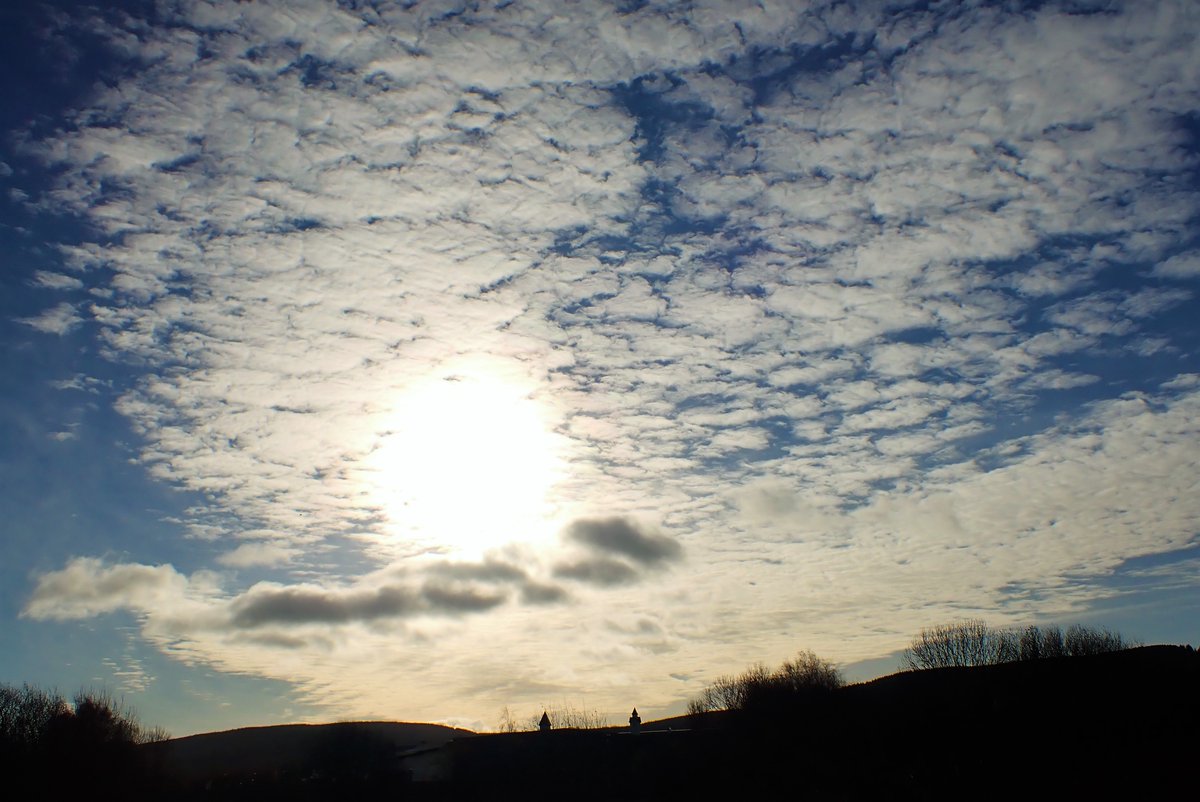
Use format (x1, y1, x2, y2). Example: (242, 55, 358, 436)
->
(2, 0, 1199, 737)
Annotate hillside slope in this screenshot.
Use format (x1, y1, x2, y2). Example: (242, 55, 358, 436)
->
(148, 720, 469, 786)
(142, 645, 1198, 800)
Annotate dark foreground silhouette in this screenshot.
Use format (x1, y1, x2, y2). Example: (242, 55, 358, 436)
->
(9, 645, 1198, 800)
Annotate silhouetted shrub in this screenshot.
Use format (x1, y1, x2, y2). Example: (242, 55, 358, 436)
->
(901, 619, 1005, 669)
(1064, 624, 1129, 656)
(902, 621, 1134, 670)
(774, 649, 846, 693)
(0, 683, 70, 752)
(1, 682, 168, 797)
(688, 650, 843, 716)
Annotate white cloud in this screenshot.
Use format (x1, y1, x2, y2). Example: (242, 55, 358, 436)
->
(216, 542, 300, 568)
(1155, 251, 1200, 279)
(19, 302, 82, 335)
(23, 557, 190, 621)
(31, 271, 85, 291)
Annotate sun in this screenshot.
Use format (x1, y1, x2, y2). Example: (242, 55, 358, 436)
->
(365, 361, 568, 556)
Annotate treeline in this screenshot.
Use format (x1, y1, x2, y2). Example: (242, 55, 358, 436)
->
(1, 684, 167, 797)
(901, 620, 1132, 670)
(686, 621, 1135, 717)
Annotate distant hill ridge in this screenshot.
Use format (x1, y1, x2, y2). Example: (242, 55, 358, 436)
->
(149, 720, 470, 783)
(144, 645, 1198, 799)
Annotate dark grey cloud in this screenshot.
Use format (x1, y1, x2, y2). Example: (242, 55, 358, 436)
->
(420, 582, 507, 613)
(425, 558, 570, 606)
(226, 552, 568, 628)
(553, 557, 641, 587)
(563, 517, 683, 565)
(230, 580, 507, 628)
(231, 585, 420, 628)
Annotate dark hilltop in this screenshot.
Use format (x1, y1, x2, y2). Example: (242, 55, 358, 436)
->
(8, 641, 1194, 801)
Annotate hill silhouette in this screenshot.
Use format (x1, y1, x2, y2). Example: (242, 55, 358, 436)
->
(140, 720, 469, 798)
(149, 721, 469, 782)
(134, 644, 1196, 801)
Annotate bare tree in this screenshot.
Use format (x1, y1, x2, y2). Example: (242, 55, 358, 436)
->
(495, 702, 610, 732)
(496, 705, 522, 733)
(901, 619, 1005, 670)
(0, 684, 70, 751)
(1065, 624, 1129, 656)
(687, 663, 769, 715)
(774, 649, 844, 693)
(528, 703, 609, 730)
(2, 682, 168, 797)
(688, 651, 843, 715)
(902, 620, 1134, 670)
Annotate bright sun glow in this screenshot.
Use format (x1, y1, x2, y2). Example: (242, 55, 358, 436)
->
(366, 362, 568, 556)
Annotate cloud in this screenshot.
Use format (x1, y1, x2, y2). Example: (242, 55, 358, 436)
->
(217, 542, 299, 568)
(230, 584, 422, 628)
(21, 0, 1197, 552)
(26, 551, 553, 634)
(426, 559, 571, 605)
(562, 517, 683, 566)
(23, 557, 188, 620)
(419, 583, 508, 614)
(425, 559, 529, 584)
(18, 302, 82, 335)
(31, 271, 85, 291)
(520, 581, 569, 605)
(225, 559, 541, 627)
(553, 557, 641, 587)
(1154, 251, 1200, 279)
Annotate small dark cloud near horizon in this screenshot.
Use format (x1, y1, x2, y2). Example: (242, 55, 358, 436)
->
(563, 517, 684, 565)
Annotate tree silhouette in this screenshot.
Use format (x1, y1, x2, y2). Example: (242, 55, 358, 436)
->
(1, 683, 168, 797)
(902, 620, 1134, 670)
(688, 650, 843, 716)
